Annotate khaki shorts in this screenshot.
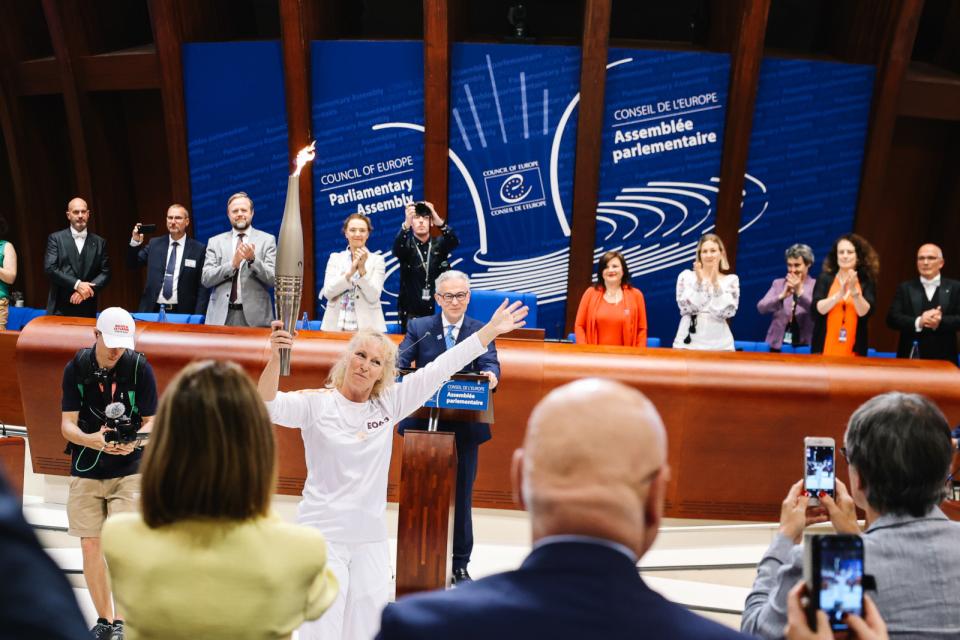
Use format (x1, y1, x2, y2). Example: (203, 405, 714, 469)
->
(67, 474, 141, 538)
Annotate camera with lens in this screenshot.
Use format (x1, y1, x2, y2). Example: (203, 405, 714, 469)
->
(414, 202, 431, 216)
(103, 404, 141, 444)
(92, 367, 143, 445)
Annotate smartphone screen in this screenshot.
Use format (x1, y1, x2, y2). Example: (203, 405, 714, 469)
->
(817, 536, 864, 630)
(805, 445, 835, 498)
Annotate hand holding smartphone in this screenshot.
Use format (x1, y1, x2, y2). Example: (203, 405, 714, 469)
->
(803, 534, 865, 632)
(804, 436, 835, 506)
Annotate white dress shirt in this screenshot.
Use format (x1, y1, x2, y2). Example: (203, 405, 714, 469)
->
(914, 274, 942, 332)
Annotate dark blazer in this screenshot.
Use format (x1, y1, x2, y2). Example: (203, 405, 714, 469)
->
(127, 235, 210, 315)
(44, 228, 110, 317)
(376, 541, 751, 640)
(0, 471, 90, 639)
(886, 277, 960, 363)
(811, 271, 876, 356)
(397, 313, 499, 445)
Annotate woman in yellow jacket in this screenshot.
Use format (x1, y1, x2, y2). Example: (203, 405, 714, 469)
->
(102, 361, 338, 640)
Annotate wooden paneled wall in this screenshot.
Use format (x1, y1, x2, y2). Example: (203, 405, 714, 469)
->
(1, 0, 958, 348)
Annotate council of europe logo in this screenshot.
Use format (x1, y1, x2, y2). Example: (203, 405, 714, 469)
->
(483, 163, 546, 213)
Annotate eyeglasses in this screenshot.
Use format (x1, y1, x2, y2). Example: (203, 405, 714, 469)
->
(438, 292, 468, 302)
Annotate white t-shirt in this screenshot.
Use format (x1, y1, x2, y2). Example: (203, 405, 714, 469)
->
(266, 333, 486, 543)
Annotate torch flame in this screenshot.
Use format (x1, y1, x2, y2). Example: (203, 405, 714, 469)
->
(293, 141, 316, 177)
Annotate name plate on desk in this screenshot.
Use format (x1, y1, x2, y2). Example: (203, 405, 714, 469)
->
(424, 379, 490, 411)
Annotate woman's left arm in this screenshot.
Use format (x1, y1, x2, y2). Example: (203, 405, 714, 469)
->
(0, 243, 17, 285)
(852, 278, 874, 317)
(355, 252, 385, 303)
(706, 274, 740, 319)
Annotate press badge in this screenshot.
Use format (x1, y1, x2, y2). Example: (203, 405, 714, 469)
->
(184, 259, 197, 268)
(838, 327, 848, 343)
(783, 330, 793, 346)
(421, 288, 432, 301)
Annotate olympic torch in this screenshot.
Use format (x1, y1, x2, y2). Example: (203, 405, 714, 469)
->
(274, 141, 315, 375)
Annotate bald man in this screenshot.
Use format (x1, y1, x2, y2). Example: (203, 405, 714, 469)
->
(44, 197, 111, 317)
(886, 243, 960, 364)
(376, 379, 750, 640)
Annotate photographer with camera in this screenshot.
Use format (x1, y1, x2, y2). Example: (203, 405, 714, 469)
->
(60, 307, 157, 640)
(392, 201, 458, 333)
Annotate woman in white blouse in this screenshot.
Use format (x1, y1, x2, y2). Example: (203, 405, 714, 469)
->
(320, 213, 386, 332)
(673, 233, 740, 350)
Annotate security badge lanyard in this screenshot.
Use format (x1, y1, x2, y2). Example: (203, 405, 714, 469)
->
(838, 298, 848, 343)
(417, 238, 433, 301)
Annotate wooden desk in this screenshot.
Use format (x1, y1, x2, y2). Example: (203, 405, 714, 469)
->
(14, 317, 960, 521)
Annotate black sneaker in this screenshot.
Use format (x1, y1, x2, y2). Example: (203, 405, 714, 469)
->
(90, 620, 113, 640)
(108, 621, 125, 640)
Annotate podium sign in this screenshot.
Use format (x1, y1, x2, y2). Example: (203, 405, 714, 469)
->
(423, 378, 490, 411)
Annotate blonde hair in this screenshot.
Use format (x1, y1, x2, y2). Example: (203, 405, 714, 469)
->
(140, 360, 276, 528)
(325, 330, 398, 399)
(697, 233, 730, 271)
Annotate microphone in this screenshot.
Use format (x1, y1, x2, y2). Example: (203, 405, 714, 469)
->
(399, 331, 431, 360)
(104, 402, 126, 420)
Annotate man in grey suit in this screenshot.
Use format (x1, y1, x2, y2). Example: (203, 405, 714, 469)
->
(201, 192, 276, 327)
(742, 392, 960, 638)
(44, 197, 111, 317)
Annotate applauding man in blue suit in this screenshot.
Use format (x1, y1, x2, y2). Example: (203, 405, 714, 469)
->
(397, 270, 499, 584)
(377, 379, 752, 640)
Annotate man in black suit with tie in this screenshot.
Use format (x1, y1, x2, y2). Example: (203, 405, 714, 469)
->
(126, 204, 209, 315)
(886, 243, 960, 364)
(44, 197, 110, 317)
(397, 270, 500, 584)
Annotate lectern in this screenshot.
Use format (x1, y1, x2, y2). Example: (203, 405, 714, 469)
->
(395, 373, 493, 596)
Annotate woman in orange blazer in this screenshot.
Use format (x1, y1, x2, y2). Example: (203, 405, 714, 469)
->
(574, 250, 648, 347)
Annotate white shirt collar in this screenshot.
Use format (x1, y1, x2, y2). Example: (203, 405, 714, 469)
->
(231, 227, 252, 240)
(920, 274, 941, 287)
(442, 315, 465, 332)
(71, 229, 87, 239)
(168, 234, 183, 245)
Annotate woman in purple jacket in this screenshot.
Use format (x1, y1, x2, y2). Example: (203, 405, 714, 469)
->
(757, 244, 816, 351)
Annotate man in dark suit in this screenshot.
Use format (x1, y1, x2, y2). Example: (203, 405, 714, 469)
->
(376, 379, 751, 640)
(126, 204, 209, 315)
(0, 466, 90, 639)
(886, 243, 960, 363)
(44, 197, 111, 317)
(397, 270, 499, 584)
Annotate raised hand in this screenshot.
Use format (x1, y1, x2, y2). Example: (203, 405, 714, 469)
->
(268, 320, 296, 360)
(131, 223, 144, 244)
(404, 204, 416, 229)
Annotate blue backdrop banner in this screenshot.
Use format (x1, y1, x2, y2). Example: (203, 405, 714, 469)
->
(597, 49, 731, 345)
(734, 57, 874, 342)
(310, 42, 581, 336)
(183, 41, 289, 243)
(311, 40, 425, 322)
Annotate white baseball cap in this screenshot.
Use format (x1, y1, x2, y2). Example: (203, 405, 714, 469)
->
(96, 307, 136, 350)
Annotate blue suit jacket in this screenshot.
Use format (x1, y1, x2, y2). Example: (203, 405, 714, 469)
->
(376, 541, 753, 640)
(127, 235, 210, 315)
(0, 472, 89, 639)
(397, 313, 499, 445)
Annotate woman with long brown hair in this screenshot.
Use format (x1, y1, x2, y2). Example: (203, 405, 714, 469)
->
(811, 233, 879, 356)
(102, 361, 338, 639)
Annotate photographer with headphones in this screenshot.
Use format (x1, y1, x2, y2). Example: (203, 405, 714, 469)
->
(60, 307, 157, 640)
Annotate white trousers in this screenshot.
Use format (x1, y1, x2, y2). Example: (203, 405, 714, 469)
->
(297, 539, 392, 640)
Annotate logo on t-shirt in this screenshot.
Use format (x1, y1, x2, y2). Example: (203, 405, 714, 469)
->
(366, 416, 391, 431)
